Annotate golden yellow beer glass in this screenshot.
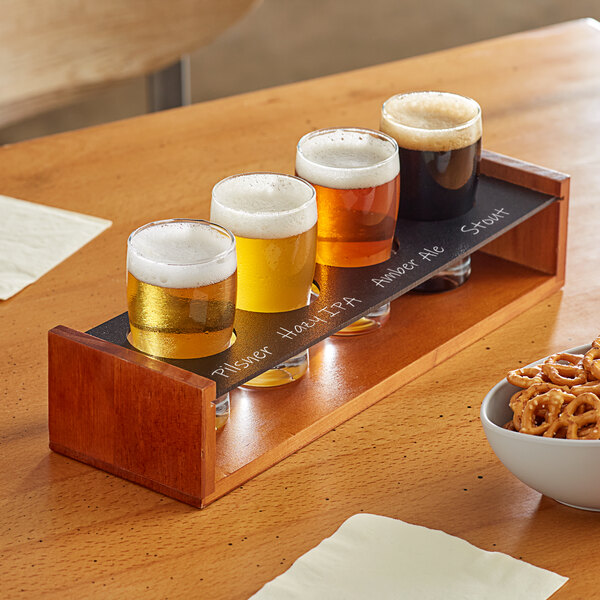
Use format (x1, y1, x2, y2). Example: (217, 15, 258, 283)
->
(127, 218, 237, 428)
(211, 173, 317, 387)
(295, 128, 400, 335)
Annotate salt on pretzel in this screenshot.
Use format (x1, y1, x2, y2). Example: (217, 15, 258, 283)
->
(571, 381, 600, 396)
(509, 384, 569, 430)
(544, 393, 600, 440)
(507, 366, 544, 388)
(583, 347, 600, 381)
(541, 353, 586, 386)
(520, 389, 565, 436)
(509, 390, 528, 430)
(516, 386, 574, 434)
(517, 382, 571, 403)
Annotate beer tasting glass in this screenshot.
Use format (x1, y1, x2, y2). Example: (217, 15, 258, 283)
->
(127, 218, 237, 429)
(381, 91, 482, 292)
(295, 127, 400, 335)
(211, 172, 318, 387)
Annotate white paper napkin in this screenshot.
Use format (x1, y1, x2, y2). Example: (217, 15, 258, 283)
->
(0, 195, 112, 300)
(250, 514, 567, 599)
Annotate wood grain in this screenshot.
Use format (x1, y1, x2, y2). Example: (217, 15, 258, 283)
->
(480, 149, 569, 277)
(0, 0, 258, 126)
(48, 326, 217, 505)
(2, 18, 600, 599)
(46, 153, 565, 509)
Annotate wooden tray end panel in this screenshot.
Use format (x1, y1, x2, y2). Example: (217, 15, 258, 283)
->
(48, 326, 217, 507)
(480, 150, 569, 280)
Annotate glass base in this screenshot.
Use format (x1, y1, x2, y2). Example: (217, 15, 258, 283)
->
(413, 256, 471, 293)
(242, 350, 309, 388)
(215, 393, 230, 431)
(334, 302, 391, 337)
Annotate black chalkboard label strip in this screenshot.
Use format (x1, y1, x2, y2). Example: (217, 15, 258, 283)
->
(88, 173, 557, 396)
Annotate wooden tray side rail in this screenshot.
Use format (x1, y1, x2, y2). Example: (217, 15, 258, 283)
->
(47, 153, 570, 508)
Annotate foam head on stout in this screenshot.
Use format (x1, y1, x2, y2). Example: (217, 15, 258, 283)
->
(381, 91, 482, 221)
(127, 219, 237, 359)
(210, 172, 317, 313)
(295, 128, 400, 267)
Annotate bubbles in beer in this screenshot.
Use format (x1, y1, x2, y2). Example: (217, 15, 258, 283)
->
(127, 220, 236, 289)
(210, 173, 317, 240)
(295, 128, 399, 189)
(381, 92, 482, 152)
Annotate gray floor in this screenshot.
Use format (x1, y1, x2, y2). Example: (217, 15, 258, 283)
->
(2, 0, 598, 143)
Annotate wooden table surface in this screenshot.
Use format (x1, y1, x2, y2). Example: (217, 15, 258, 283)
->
(2, 19, 600, 599)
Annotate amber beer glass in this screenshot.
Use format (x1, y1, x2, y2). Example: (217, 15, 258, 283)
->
(211, 173, 317, 387)
(295, 128, 400, 335)
(381, 91, 482, 291)
(127, 218, 237, 429)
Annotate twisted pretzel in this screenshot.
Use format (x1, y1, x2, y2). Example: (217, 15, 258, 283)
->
(571, 381, 600, 396)
(583, 348, 600, 381)
(507, 366, 545, 388)
(504, 339, 600, 439)
(509, 390, 526, 430)
(543, 393, 600, 440)
(509, 384, 570, 430)
(542, 353, 586, 386)
(520, 390, 565, 436)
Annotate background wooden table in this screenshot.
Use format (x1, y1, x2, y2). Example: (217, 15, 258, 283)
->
(2, 19, 600, 599)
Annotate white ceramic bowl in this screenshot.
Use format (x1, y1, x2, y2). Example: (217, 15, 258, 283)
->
(480, 344, 600, 511)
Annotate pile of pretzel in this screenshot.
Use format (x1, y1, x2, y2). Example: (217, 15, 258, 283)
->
(505, 338, 600, 439)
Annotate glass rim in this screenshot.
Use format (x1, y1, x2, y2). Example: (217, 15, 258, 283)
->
(381, 91, 482, 134)
(211, 172, 317, 217)
(127, 218, 236, 267)
(296, 127, 399, 173)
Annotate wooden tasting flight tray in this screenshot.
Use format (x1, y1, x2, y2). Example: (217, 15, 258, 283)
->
(47, 150, 569, 508)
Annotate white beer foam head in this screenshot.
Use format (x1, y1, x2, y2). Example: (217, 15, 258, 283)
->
(381, 92, 482, 152)
(295, 128, 399, 189)
(210, 173, 317, 240)
(127, 220, 236, 288)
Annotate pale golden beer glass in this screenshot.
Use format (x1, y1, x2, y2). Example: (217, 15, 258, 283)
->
(211, 173, 317, 387)
(295, 128, 400, 335)
(127, 219, 237, 428)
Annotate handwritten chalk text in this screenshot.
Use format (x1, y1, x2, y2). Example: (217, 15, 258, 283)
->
(372, 259, 419, 288)
(461, 208, 509, 236)
(276, 297, 362, 340)
(418, 246, 444, 262)
(211, 346, 273, 379)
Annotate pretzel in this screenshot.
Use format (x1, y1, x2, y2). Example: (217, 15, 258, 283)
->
(509, 384, 569, 430)
(563, 391, 600, 417)
(571, 381, 600, 396)
(543, 419, 569, 439)
(520, 390, 564, 436)
(518, 382, 571, 402)
(541, 353, 586, 386)
(583, 348, 600, 381)
(543, 393, 600, 440)
(504, 339, 600, 439)
(509, 390, 524, 429)
(506, 366, 545, 388)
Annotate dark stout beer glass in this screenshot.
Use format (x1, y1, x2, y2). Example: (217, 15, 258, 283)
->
(381, 91, 482, 291)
